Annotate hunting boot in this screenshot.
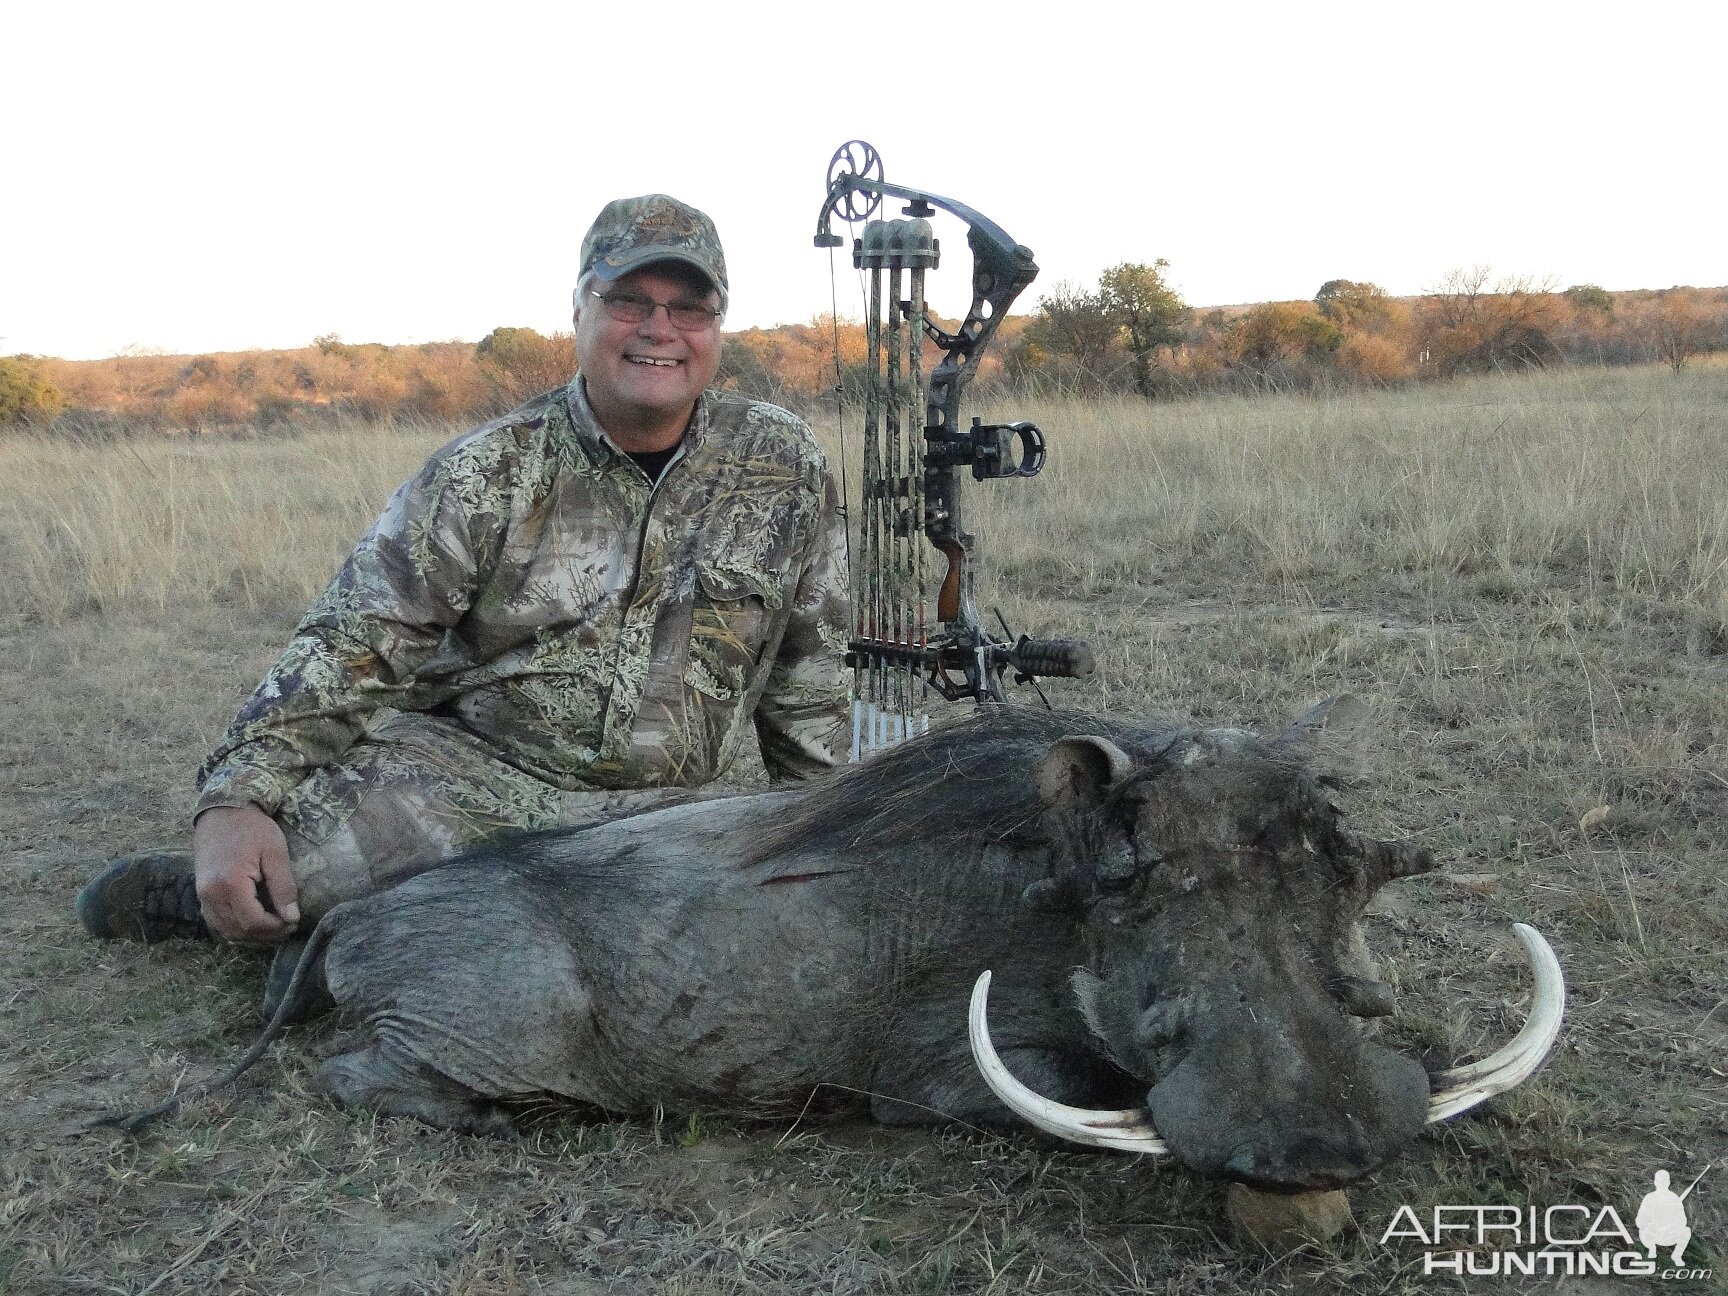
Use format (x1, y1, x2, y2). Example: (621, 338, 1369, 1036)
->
(75, 851, 211, 943)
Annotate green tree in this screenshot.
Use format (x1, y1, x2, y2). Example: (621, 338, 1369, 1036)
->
(1099, 261, 1187, 398)
(1229, 303, 1343, 369)
(476, 327, 574, 407)
(0, 356, 66, 424)
(1023, 281, 1120, 385)
(1316, 279, 1392, 330)
(313, 332, 358, 360)
(1564, 284, 1614, 314)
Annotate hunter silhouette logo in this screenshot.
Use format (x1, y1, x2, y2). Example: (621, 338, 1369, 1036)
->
(1379, 1163, 1712, 1279)
(1637, 1168, 1702, 1267)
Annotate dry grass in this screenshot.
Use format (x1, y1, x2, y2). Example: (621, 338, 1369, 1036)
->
(967, 361, 1728, 618)
(0, 421, 449, 621)
(2, 365, 1724, 1293)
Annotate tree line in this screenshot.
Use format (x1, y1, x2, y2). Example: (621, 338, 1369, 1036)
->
(3, 269, 1724, 431)
(996, 265, 1726, 398)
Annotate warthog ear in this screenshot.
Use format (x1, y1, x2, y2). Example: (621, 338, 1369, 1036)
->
(1274, 694, 1375, 787)
(1036, 736, 1134, 809)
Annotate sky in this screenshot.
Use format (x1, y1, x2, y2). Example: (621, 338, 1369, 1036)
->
(5, 0, 1725, 361)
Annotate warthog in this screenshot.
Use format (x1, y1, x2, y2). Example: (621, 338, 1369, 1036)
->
(111, 703, 1562, 1192)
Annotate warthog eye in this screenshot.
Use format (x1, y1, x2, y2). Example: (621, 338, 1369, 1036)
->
(1091, 836, 1139, 896)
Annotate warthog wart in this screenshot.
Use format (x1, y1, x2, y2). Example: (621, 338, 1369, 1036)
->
(103, 702, 1563, 1192)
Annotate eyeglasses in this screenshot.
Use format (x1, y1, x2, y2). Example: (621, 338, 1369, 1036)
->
(589, 290, 721, 332)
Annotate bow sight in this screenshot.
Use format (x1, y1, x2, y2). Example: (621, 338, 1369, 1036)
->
(815, 141, 1093, 755)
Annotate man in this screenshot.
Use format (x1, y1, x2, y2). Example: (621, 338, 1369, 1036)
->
(77, 194, 850, 983)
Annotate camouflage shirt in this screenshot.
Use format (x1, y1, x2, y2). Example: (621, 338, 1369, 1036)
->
(196, 382, 851, 819)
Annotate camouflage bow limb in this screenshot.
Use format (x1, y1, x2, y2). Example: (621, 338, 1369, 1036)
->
(814, 142, 1094, 756)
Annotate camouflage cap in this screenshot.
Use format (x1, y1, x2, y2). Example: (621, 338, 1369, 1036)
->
(579, 194, 729, 308)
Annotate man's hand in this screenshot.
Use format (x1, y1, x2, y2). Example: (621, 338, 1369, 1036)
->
(192, 805, 302, 945)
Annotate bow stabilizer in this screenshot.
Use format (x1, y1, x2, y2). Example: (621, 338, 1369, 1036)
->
(815, 141, 1093, 757)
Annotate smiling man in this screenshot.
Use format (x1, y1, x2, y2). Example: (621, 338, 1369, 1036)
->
(76, 195, 850, 1005)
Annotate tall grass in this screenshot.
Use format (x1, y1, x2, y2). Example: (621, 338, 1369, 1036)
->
(0, 421, 448, 620)
(3, 365, 1724, 627)
(948, 364, 1728, 622)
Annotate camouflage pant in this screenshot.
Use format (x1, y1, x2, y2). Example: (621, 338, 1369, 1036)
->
(277, 712, 687, 919)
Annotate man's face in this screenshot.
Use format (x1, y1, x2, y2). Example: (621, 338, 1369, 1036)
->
(574, 264, 722, 439)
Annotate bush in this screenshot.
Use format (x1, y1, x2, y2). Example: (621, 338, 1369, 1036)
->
(476, 327, 574, 408)
(1334, 331, 1412, 385)
(1564, 284, 1614, 314)
(0, 356, 66, 424)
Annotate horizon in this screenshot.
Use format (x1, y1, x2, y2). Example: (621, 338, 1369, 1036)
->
(26, 275, 1727, 367)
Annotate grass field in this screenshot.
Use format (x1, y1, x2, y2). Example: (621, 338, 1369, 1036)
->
(2, 364, 1724, 1293)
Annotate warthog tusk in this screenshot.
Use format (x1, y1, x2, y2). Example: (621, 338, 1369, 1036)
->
(968, 970, 1168, 1154)
(1426, 923, 1566, 1122)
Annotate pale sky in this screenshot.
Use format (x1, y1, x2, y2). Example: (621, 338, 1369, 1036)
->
(5, 0, 1724, 361)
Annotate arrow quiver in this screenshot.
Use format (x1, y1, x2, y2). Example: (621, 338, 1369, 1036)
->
(814, 141, 1094, 760)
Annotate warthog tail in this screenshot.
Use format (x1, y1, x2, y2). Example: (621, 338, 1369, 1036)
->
(79, 899, 363, 1136)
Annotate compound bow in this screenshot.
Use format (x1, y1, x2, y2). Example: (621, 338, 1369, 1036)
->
(814, 141, 1093, 760)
